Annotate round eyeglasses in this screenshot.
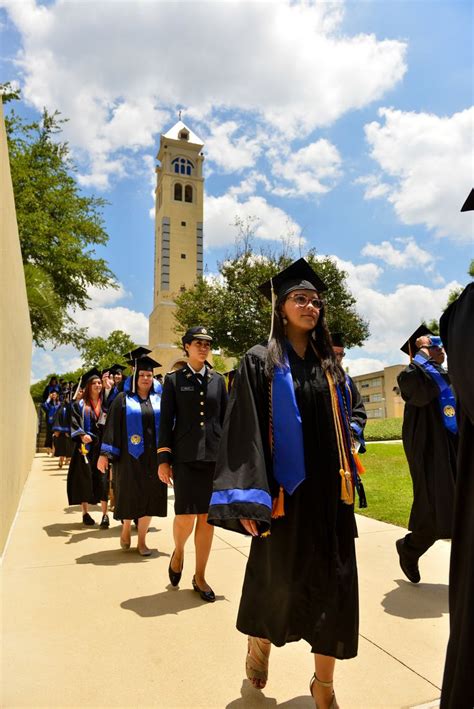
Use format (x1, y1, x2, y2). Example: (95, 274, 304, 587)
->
(286, 294, 324, 309)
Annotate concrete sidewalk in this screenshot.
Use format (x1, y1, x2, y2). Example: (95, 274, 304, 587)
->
(1, 455, 449, 708)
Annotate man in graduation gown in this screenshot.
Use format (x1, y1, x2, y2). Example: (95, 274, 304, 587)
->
(440, 192, 474, 708)
(396, 325, 458, 583)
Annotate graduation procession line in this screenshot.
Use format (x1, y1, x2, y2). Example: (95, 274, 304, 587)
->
(1, 453, 451, 708)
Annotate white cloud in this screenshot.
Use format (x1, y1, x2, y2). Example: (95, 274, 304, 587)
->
(354, 174, 391, 199)
(205, 192, 304, 249)
(205, 121, 262, 173)
(5, 0, 406, 187)
(361, 237, 435, 270)
(272, 139, 342, 197)
(71, 306, 148, 343)
(344, 357, 388, 377)
(31, 345, 83, 382)
(86, 282, 130, 307)
(363, 106, 474, 242)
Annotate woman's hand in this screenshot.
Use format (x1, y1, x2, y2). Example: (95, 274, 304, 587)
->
(81, 434, 92, 444)
(53, 431, 60, 437)
(158, 463, 173, 486)
(240, 519, 259, 536)
(97, 455, 108, 474)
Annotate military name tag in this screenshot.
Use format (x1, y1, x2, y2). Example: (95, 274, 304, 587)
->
(180, 386, 195, 391)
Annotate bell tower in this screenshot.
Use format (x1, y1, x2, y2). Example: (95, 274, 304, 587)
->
(149, 120, 204, 370)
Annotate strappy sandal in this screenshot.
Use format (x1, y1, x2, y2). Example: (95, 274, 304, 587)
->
(309, 673, 339, 709)
(246, 636, 271, 689)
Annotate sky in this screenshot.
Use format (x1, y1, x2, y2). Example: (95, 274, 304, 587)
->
(1, 0, 473, 381)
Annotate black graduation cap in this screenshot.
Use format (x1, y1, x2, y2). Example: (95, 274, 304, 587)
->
(400, 325, 435, 357)
(79, 367, 102, 387)
(109, 363, 127, 374)
(101, 367, 112, 376)
(135, 355, 161, 371)
(258, 258, 327, 302)
(331, 332, 345, 348)
(124, 345, 152, 365)
(461, 189, 474, 212)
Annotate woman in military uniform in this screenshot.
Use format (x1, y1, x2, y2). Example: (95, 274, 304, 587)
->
(158, 326, 228, 601)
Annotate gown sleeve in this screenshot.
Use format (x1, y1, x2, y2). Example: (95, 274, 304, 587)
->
(208, 349, 274, 536)
(70, 402, 85, 439)
(348, 376, 367, 452)
(100, 393, 124, 460)
(397, 362, 440, 407)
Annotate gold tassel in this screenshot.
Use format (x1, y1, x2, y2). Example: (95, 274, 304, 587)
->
(271, 486, 285, 518)
(340, 469, 353, 505)
(353, 451, 366, 474)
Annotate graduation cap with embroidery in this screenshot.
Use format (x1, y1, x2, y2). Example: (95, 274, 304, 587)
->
(124, 345, 152, 366)
(400, 325, 443, 358)
(461, 189, 474, 212)
(258, 258, 327, 302)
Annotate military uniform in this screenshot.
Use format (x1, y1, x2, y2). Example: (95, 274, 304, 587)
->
(158, 363, 228, 514)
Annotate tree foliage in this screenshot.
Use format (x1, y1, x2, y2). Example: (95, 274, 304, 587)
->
(78, 330, 136, 371)
(174, 238, 369, 359)
(2, 83, 117, 346)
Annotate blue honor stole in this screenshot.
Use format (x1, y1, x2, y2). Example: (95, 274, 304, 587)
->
(413, 354, 458, 435)
(125, 393, 161, 459)
(77, 400, 94, 452)
(272, 350, 306, 494)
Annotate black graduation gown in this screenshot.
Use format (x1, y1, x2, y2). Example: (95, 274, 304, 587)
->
(440, 283, 474, 709)
(208, 344, 359, 659)
(52, 402, 74, 458)
(101, 392, 168, 520)
(397, 355, 457, 539)
(67, 401, 107, 505)
(42, 401, 60, 448)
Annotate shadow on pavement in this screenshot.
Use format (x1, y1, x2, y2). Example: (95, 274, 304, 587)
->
(226, 681, 312, 707)
(75, 547, 169, 565)
(382, 579, 449, 618)
(121, 587, 227, 617)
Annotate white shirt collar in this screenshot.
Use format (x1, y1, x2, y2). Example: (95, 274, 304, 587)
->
(187, 363, 206, 376)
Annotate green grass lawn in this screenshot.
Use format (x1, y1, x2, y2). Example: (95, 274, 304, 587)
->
(356, 442, 412, 528)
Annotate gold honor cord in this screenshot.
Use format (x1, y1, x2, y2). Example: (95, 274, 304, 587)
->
(325, 371, 354, 505)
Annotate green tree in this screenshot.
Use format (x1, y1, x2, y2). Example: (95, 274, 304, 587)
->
(2, 84, 116, 347)
(79, 330, 136, 371)
(174, 242, 369, 359)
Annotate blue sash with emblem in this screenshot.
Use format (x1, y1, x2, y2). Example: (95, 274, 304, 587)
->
(413, 354, 458, 435)
(125, 393, 161, 459)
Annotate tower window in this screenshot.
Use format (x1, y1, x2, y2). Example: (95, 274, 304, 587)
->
(179, 129, 189, 141)
(184, 185, 193, 203)
(174, 183, 183, 201)
(181, 253, 186, 259)
(181, 221, 186, 226)
(172, 157, 194, 176)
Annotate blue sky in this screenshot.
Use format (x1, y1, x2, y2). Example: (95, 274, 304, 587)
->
(1, 0, 472, 380)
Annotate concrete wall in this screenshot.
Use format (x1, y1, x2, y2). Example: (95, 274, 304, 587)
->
(0, 98, 37, 556)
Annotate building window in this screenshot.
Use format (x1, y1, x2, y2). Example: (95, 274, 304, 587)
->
(367, 408, 384, 419)
(370, 393, 383, 402)
(370, 377, 382, 387)
(361, 382, 369, 389)
(172, 157, 194, 176)
(362, 395, 370, 403)
(181, 221, 186, 226)
(174, 183, 183, 201)
(179, 129, 189, 141)
(184, 185, 193, 203)
(181, 253, 186, 259)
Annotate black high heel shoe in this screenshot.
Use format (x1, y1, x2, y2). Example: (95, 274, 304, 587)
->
(192, 575, 216, 603)
(168, 551, 183, 587)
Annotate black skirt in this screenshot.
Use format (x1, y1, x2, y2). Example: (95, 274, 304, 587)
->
(173, 461, 215, 515)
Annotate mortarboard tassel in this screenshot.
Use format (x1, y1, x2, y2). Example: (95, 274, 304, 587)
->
(271, 486, 285, 519)
(353, 451, 366, 475)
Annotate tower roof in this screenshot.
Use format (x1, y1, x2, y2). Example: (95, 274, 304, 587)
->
(162, 120, 204, 147)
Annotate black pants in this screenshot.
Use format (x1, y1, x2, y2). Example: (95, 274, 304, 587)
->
(401, 529, 437, 563)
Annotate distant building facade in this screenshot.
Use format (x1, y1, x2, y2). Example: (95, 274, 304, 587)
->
(148, 120, 205, 371)
(351, 364, 405, 419)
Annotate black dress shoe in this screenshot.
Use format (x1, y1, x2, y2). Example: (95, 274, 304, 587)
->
(192, 575, 216, 602)
(396, 539, 421, 583)
(99, 514, 110, 529)
(168, 551, 183, 587)
(82, 512, 95, 526)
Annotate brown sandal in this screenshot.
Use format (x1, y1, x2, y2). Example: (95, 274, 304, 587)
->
(309, 673, 339, 709)
(246, 636, 271, 689)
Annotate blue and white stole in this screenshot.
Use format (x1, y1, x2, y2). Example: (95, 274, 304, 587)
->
(77, 399, 95, 452)
(413, 353, 458, 435)
(125, 392, 161, 459)
(272, 350, 306, 494)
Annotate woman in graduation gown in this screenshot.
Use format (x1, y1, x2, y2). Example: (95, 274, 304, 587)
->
(52, 397, 74, 468)
(41, 390, 61, 454)
(67, 368, 110, 527)
(98, 355, 167, 556)
(208, 259, 361, 709)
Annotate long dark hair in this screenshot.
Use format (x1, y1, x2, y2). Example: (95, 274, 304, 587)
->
(82, 377, 101, 406)
(265, 295, 344, 384)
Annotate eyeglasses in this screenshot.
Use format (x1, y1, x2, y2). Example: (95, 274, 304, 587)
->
(286, 294, 324, 309)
